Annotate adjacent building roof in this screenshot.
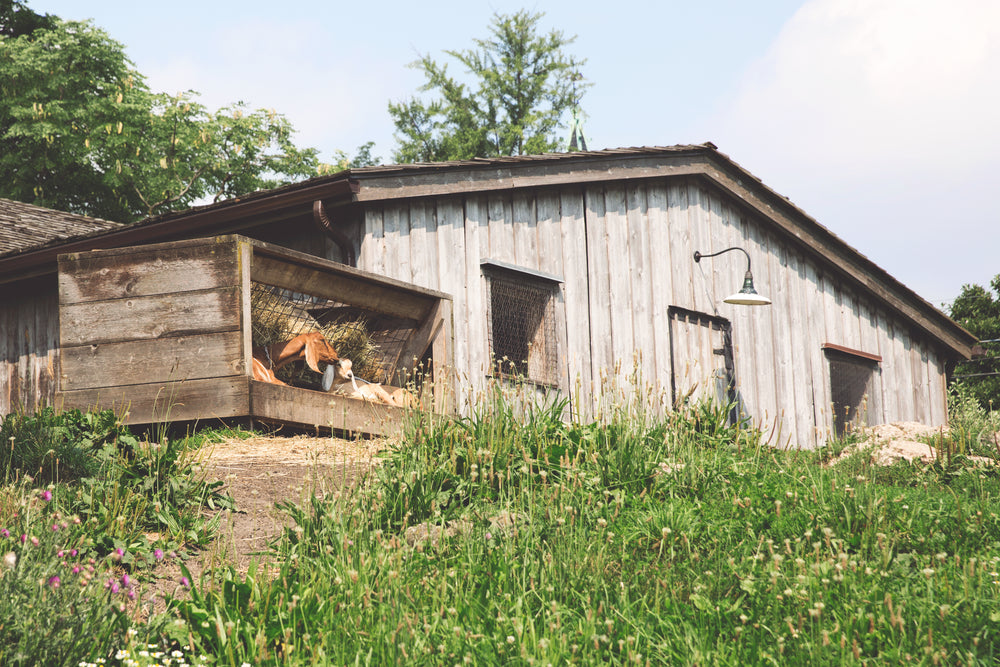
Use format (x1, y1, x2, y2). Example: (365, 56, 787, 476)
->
(0, 198, 121, 255)
(0, 144, 978, 359)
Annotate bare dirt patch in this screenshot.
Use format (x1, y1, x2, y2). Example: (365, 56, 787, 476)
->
(138, 433, 390, 618)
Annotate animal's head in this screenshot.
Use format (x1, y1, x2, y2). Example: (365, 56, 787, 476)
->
(332, 358, 354, 382)
(301, 332, 340, 373)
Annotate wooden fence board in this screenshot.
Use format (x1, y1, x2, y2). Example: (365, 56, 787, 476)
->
(60, 287, 241, 347)
(58, 377, 251, 425)
(58, 241, 238, 303)
(60, 331, 245, 391)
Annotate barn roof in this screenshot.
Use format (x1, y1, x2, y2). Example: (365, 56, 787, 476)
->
(0, 198, 121, 255)
(0, 144, 978, 359)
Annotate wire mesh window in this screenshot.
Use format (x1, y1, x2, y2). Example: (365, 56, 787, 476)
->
(250, 282, 415, 388)
(484, 267, 559, 386)
(827, 349, 880, 438)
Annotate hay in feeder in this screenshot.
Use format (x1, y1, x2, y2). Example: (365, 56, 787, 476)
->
(250, 284, 320, 348)
(250, 283, 384, 385)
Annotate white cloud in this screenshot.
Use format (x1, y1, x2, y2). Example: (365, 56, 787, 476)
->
(703, 0, 1000, 305)
(715, 0, 1000, 176)
(143, 17, 411, 161)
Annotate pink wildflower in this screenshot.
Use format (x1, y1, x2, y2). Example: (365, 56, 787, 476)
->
(40, 490, 52, 502)
(30, 536, 38, 547)
(112, 548, 124, 562)
(0, 529, 9, 538)
(47, 575, 60, 588)
(180, 576, 190, 588)
(153, 549, 164, 561)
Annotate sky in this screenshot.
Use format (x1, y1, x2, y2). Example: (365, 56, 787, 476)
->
(35, 0, 1000, 311)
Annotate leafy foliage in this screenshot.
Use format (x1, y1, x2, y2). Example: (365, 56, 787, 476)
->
(949, 273, 1000, 409)
(388, 10, 589, 162)
(0, 0, 55, 37)
(0, 17, 336, 222)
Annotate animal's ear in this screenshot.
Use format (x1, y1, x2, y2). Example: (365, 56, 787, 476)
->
(304, 337, 322, 373)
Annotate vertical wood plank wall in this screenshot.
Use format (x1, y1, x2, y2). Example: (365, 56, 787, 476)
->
(0, 277, 60, 416)
(361, 178, 947, 446)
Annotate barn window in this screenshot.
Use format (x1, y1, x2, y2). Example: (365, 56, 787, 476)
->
(482, 260, 561, 386)
(824, 344, 882, 438)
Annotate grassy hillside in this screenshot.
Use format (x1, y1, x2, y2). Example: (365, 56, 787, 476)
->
(1, 392, 999, 665)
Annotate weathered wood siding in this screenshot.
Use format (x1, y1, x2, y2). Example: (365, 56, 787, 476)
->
(0, 276, 60, 416)
(357, 177, 951, 447)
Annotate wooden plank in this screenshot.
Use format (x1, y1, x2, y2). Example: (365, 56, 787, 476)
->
(604, 185, 634, 385)
(251, 255, 431, 323)
(783, 250, 813, 447)
(252, 381, 406, 437)
(57, 377, 251, 425)
(435, 198, 469, 407)
(688, 185, 713, 315)
(747, 219, 779, 437)
(488, 195, 514, 264)
(58, 239, 239, 304)
(60, 331, 245, 391)
(646, 183, 673, 402)
(626, 183, 655, 392)
(584, 187, 613, 398)
(667, 182, 694, 309)
(512, 194, 538, 270)
(238, 242, 254, 379)
(431, 298, 456, 414)
(464, 196, 489, 406)
(559, 190, 592, 417)
(894, 325, 916, 422)
(535, 191, 568, 397)
(911, 342, 930, 424)
(361, 207, 386, 276)
(381, 205, 402, 282)
(803, 264, 830, 442)
(393, 299, 448, 384)
(408, 200, 434, 288)
(59, 287, 241, 347)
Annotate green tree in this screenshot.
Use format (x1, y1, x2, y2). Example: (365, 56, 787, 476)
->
(388, 10, 589, 163)
(0, 0, 55, 37)
(0, 17, 332, 222)
(949, 274, 1000, 409)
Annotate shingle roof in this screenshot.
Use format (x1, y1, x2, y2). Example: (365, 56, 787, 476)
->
(0, 198, 121, 255)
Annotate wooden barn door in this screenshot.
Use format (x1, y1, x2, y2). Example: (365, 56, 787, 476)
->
(668, 306, 737, 420)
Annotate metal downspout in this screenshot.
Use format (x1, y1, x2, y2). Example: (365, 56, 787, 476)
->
(312, 199, 357, 267)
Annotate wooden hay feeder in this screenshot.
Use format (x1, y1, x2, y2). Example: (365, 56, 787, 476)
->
(56, 235, 454, 435)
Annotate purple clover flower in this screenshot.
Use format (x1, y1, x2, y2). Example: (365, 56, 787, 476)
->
(154, 549, 164, 561)
(47, 575, 60, 588)
(40, 490, 52, 502)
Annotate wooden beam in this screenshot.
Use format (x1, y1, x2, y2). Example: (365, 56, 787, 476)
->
(249, 380, 406, 436)
(822, 342, 883, 363)
(56, 377, 252, 425)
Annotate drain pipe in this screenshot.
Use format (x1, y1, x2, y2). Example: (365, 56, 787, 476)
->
(312, 199, 357, 267)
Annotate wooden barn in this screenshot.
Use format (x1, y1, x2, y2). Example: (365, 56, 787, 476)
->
(0, 145, 978, 445)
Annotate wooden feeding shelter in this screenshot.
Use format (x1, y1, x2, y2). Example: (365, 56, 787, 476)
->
(55, 235, 453, 435)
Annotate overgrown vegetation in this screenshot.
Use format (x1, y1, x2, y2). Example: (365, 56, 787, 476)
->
(3, 396, 1000, 665)
(166, 393, 1000, 666)
(0, 408, 234, 666)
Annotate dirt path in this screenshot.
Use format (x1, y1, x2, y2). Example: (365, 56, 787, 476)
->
(138, 433, 388, 618)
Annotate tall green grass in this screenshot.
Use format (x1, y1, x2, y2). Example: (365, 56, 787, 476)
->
(0, 408, 235, 666)
(165, 393, 1000, 665)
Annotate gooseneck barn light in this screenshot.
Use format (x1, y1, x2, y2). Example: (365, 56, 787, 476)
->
(693, 247, 772, 306)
